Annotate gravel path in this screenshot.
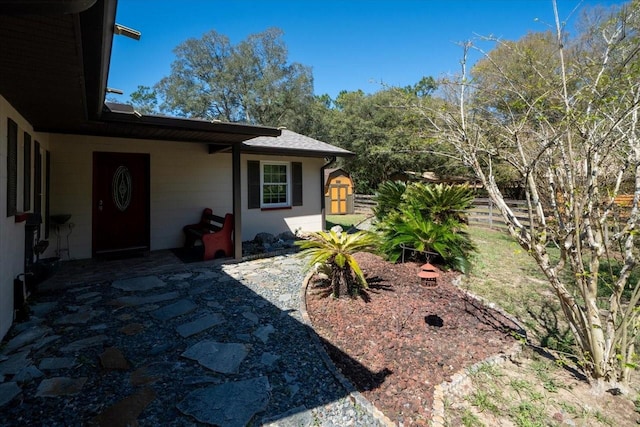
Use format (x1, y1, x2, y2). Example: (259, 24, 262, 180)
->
(0, 253, 384, 426)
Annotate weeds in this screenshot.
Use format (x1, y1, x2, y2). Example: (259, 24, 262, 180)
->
(461, 410, 483, 427)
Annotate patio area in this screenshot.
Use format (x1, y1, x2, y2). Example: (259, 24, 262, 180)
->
(0, 252, 384, 426)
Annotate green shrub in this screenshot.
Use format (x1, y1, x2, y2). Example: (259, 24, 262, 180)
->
(296, 229, 379, 298)
(372, 180, 407, 221)
(375, 181, 476, 272)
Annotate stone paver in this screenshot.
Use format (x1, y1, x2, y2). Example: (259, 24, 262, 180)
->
(181, 341, 249, 374)
(1, 326, 50, 354)
(112, 276, 166, 292)
(13, 365, 44, 383)
(0, 351, 31, 376)
(0, 382, 20, 407)
(0, 253, 385, 426)
(99, 347, 130, 370)
(176, 377, 270, 427)
(114, 291, 180, 307)
(36, 377, 87, 397)
(59, 335, 108, 353)
(91, 387, 156, 426)
(54, 310, 102, 325)
(150, 299, 197, 321)
(39, 357, 76, 370)
(176, 313, 224, 338)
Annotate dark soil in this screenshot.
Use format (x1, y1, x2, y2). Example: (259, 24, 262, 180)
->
(305, 252, 520, 426)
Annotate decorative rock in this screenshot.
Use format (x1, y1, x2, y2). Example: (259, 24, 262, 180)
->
(176, 313, 224, 338)
(176, 377, 270, 427)
(32, 335, 61, 351)
(111, 276, 166, 292)
(254, 324, 275, 343)
(36, 377, 87, 397)
(242, 311, 259, 324)
(76, 291, 101, 300)
(13, 365, 44, 383)
(29, 301, 58, 318)
(89, 323, 108, 331)
(151, 299, 197, 321)
(99, 347, 130, 370)
(181, 341, 248, 374)
(276, 231, 296, 241)
(148, 343, 174, 356)
(54, 310, 101, 325)
(182, 376, 221, 386)
(0, 351, 31, 375)
(187, 283, 211, 296)
(130, 367, 160, 386)
(1, 326, 50, 354)
(39, 357, 76, 370)
(59, 335, 108, 353)
(114, 291, 180, 307)
(260, 352, 280, 368)
(0, 382, 20, 407)
(169, 273, 192, 280)
(136, 305, 160, 313)
(119, 323, 145, 336)
(262, 406, 313, 427)
(90, 387, 156, 426)
(254, 232, 276, 244)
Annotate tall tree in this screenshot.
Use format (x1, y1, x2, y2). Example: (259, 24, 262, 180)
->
(130, 28, 314, 128)
(322, 84, 466, 193)
(425, 1, 639, 391)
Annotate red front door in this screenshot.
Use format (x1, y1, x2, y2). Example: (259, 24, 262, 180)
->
(92, 152, 150, 256)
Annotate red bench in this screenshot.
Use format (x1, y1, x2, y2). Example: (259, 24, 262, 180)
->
(183, 208, 233, 260)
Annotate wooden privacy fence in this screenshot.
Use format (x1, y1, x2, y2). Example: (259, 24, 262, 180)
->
(354, 195, 530, 229)
(468, 198, 531, 230)
(354, 194, 376, 215)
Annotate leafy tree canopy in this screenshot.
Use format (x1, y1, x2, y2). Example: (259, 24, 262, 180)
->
(129, 28, 314, 129)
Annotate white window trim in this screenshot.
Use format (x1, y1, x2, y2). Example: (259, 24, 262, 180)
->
(260, 161, 291, 208)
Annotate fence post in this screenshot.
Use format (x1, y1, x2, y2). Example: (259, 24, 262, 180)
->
(488, 198, 493, 229)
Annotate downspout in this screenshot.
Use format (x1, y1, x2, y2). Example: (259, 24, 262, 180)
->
(320, 156, 336, 231)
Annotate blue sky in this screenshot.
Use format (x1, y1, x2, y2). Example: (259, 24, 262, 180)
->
(107, 0, 627, 102)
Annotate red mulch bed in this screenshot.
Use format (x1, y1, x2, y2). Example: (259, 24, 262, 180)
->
(305, 252, 520, 426)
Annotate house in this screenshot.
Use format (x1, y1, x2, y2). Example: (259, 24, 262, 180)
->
(0, 0, 352, 339)
(323, 168, 355, 215)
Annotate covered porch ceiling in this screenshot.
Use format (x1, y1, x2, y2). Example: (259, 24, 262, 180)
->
(0, 0, 281, 144)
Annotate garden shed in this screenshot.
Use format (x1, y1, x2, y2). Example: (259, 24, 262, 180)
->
(324, 168, 354, 214)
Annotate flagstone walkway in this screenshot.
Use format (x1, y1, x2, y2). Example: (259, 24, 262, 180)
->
(0, 252, 384, 426)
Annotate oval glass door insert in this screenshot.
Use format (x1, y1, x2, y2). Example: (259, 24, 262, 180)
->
(112, 165, 132, 211)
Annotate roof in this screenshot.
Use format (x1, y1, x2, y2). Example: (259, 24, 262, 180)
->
(324, 168, 351, 184)
(242, 129, 353, 158)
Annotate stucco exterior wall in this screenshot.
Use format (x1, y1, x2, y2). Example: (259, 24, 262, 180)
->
(0, 95, 50, 339)
(241, 154, 324, 240)
(46, 136, 325, 260)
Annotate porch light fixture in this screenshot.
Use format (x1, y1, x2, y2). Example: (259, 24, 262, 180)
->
(106, 87, 124, 95)
(114, 23, 141, 41)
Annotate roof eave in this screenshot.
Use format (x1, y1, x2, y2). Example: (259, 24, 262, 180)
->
(240, 145, 354, 158)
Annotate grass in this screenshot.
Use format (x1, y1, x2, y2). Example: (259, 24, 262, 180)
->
(464, 227, 570, 350)
(325, 214, 368, 231)
(443, 226, 639, 427)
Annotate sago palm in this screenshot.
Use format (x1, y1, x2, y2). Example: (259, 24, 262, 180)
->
(373, 180, 407, 221)
(402, 182, 474, 224)
(378, 207, 476, 273)
(296, 230, 379, 298)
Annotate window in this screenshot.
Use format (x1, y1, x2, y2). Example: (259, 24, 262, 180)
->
(6, 118, 17, 217)
(262, 162, 289, 207)
(248, 160, 302, 209)
(23, 132, 31, 211)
